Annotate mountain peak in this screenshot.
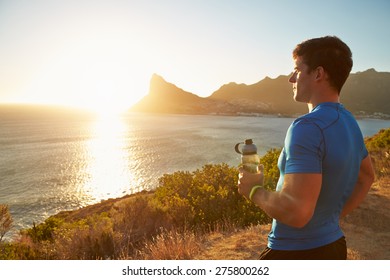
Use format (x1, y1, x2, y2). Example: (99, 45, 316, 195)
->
(148, 73, 180, 96)
(151, 73, 165, 82)
(357, 68, 377, 74)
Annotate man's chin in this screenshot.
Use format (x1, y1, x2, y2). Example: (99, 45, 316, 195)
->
(293, 95, 307, 104)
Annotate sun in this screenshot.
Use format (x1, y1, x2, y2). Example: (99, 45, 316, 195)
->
(54, 75, 146, 118)
(77, 79, 138, 118)
(89, 102, 129, 119)
(85, 96, 128, 118)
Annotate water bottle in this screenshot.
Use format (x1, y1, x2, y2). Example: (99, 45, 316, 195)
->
(235, 139, 260, 173)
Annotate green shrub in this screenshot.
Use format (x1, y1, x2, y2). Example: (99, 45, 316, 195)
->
(0, 204, 13, 243)
(260, 148, 282, 189)
(0, 241, 43, 260)
(153, 163, 272, 230)
(365, 128, 390, 178)
(52, 213, 116, 259)
(365, 128, 390, 152)
(22, 217, 63, 242)
(111, 194, 171, 257)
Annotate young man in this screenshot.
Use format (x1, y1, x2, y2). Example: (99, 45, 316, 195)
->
(237, 36, 375, 259)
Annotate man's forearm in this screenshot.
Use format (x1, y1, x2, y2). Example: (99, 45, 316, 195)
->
(341, 155, 375, 218)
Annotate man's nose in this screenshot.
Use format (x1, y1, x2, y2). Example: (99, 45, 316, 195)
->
(289, 73, 296, 83)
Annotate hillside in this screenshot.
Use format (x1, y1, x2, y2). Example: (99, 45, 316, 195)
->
(209, 75, 307, 115)
(131, 69, 390, 118)
(341, 69, 390, 117)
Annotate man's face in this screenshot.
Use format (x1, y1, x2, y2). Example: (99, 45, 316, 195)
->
(288, 56, 316, 103)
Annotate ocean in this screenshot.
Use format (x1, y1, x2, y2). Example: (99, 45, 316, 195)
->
(0, 105, 389, 239)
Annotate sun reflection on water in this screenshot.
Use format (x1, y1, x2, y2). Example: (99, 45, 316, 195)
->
(81, 114, 136, 203)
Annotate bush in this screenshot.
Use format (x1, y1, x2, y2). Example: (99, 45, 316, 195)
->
(365, 128, 390, 152)
(260, 148, 282, 189)
(52, 213, 117, 259)
(22, 217, 63, 242)
(153, 163, 272, 230)
(0, 205, 13, 243)
(365, 128, 390, 178)
(0, 240, 43, 260)
(111, 195, 172, 258)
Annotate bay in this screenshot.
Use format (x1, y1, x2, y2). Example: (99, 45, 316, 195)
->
(0, 105, 389, 239)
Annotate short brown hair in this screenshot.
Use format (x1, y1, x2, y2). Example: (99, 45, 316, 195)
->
(293, 36, 353, 93)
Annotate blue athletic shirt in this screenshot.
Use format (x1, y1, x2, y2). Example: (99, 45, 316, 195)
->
(268, 102, 368, 250)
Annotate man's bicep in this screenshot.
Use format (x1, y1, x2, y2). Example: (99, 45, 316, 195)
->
(282, 173, 322, 222)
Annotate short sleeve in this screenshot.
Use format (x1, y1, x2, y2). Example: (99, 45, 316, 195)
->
(284, 120, 324, 174)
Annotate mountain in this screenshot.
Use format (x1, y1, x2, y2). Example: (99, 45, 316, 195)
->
(341, 69, 390, 117)
(208, 75, 307, 115)
(131, 74, 238, 115)
(131, 70, 390, 118)
(131, 74, 203, 114)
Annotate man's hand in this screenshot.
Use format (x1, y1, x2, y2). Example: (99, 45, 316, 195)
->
(237, 165, 264, 199)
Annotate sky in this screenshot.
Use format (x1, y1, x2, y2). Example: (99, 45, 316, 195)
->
(0, 0, 389, 113)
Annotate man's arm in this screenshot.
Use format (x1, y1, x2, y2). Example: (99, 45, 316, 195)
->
(238, 171, 322, 228)
(340, 155, 375, 218)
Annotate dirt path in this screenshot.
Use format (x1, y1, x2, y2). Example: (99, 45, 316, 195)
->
(341, 178, 390, 259)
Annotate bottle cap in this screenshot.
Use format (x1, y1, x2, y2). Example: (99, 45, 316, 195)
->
(242, 139, 257, 155)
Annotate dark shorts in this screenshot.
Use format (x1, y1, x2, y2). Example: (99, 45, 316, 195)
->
(259, 236, 347, 260)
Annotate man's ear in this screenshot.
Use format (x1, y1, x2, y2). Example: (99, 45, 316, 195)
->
(315, 66, 326, 81)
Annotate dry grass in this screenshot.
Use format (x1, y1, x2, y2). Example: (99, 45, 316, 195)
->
(196, 224, 269, 260)
(139, 228, 203, 260)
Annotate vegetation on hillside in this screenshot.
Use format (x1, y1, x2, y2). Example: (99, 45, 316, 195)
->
(365, 128, 390, 178)
(0, 129, 388, 259)
(0, 205, 13, 243)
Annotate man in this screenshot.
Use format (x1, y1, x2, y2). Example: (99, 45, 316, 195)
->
(238, 36, 375, 260)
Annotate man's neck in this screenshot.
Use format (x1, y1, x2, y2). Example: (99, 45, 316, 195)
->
(307, 95, 340, 112)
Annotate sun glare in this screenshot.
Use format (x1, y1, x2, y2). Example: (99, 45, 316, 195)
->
(84, 97, 130, 118)
(75, 78, 140, 118)
(82, 113, 136, 203)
